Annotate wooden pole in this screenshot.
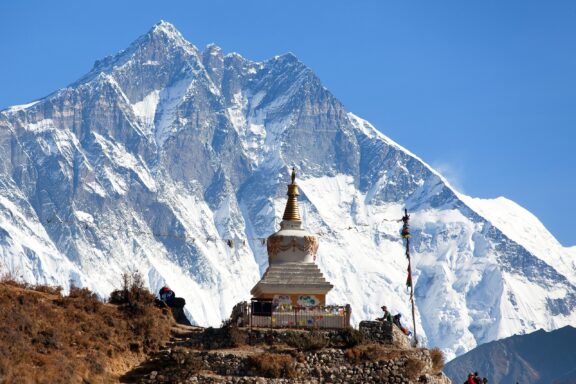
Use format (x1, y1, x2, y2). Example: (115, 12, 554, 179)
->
(402, 208, 418, 346)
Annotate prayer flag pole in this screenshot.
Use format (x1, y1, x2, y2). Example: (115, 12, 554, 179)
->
(401, 208, 418, 346)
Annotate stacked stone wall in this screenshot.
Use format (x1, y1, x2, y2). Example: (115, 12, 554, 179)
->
(141, 347, 450, 384)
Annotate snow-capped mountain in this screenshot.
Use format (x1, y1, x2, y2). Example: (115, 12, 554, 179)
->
(0, 21, 574, 359)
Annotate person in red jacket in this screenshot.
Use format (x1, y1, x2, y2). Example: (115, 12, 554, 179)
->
(465, 372, 475, 384)
(159, 286, 176, 307)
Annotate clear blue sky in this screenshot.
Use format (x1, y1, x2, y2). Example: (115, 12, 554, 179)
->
(1, 1, 575, 246)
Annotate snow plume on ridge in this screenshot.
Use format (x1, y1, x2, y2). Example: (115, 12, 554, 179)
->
(1, 21, 575, 360)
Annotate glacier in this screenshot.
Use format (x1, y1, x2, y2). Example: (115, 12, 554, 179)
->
(0, 20, 574, 360)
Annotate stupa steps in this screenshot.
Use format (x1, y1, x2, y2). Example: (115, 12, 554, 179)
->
(263, 263, 324, 270)
(264, 271, 324, 279)
(263, 268, 325, 274)
(260, 276, 329, 282)
(262, 274, 327, 281)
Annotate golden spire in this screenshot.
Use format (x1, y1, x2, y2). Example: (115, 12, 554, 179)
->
(282, 167, 301, 222)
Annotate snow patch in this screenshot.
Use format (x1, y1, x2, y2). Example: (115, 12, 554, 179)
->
(4, 100, 40, 113)
(132, 90, 160, 130)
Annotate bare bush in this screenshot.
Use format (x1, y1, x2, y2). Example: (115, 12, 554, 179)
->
(430, 347, 445, 373)
(32, 284, 63, 296)
(345, 343, 400, 363)
(337, 328, 365, 348)
(61, 286, 102, 313)
(0, 261, 27, 288)
(404, 357, 426, 380)
(284, 330, 328, 351)
(247, 353, 297, 378)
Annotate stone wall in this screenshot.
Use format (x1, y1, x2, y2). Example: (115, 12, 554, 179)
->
(136, 324, 451, 384)
(141, 347, 451, 384)
(182, 327, 365, 350)
(359, 320, 414, 349)
(359, 320, 394, 344)
(184, 322, 414, 351)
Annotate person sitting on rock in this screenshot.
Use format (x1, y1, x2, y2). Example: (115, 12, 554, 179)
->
(377, 305, 392, 323)
(159, 286, 176, 307)
(392, 313, 412, 336)
(158, 286, 191, 325)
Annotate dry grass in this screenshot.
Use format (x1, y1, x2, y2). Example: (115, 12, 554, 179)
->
(284, 330, 328, 351)
(404, 357, 426, 380)
(0, 272, 172, 383)
(227, 324, 247, 347)
(218, 319, 247, 348)
(345, 343, 401, 363)
(429, 347, 445, 373)
(247, 352, 298, 379)
(337, 328, 365, 348)
(0, 266, 62, 296)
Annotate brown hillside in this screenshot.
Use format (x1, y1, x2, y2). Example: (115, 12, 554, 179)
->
(0, 280, 173, 384)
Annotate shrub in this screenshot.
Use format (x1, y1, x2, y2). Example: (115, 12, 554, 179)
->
(109, 270, 156, 316)
(65, 286, 102, 313)
(200, 324, 246, 349)
(0, 262, 26, 288)
(404, 357, 426, 380)
(32, 329, 60, 350)
(32, 284, 63, 296)
(337, 328, 365, 348)
(227, 324, 246, 347)
(247, 353, 297, 378)
(284, 330, 328, 351)
(345, 343, 400, 363)
(430, 347, 445, 373)
(220, 319, 246, 347)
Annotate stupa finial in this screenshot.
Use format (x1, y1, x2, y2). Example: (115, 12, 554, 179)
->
(282, 167, 301, 222)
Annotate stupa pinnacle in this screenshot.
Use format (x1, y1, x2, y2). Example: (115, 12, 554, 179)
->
(282, 168, 301, 222)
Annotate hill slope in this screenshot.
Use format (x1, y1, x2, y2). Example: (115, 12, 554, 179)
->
(0, 280, 172, 383)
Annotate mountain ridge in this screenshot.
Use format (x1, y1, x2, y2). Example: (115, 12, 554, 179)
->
(444, 326, 576, 384)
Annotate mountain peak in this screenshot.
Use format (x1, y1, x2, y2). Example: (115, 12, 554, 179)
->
(149, 20, 183, 40)
(140, 20, 194, 52)
(204, 43, 223, 57)
(205, 43, 222, 51)
(81, 21, 198, 88)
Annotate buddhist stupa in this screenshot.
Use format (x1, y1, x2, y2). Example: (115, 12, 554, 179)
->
(250, 168, 333, 306)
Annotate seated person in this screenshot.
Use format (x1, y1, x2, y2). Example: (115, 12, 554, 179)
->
(393, 313, 412, 336)
(377, 305, 392, 323)
(158, 286, 190, 325)
(159, 286, 176, 307)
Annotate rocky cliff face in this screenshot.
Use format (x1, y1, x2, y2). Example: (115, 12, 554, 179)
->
(0, 21, 574, 359)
